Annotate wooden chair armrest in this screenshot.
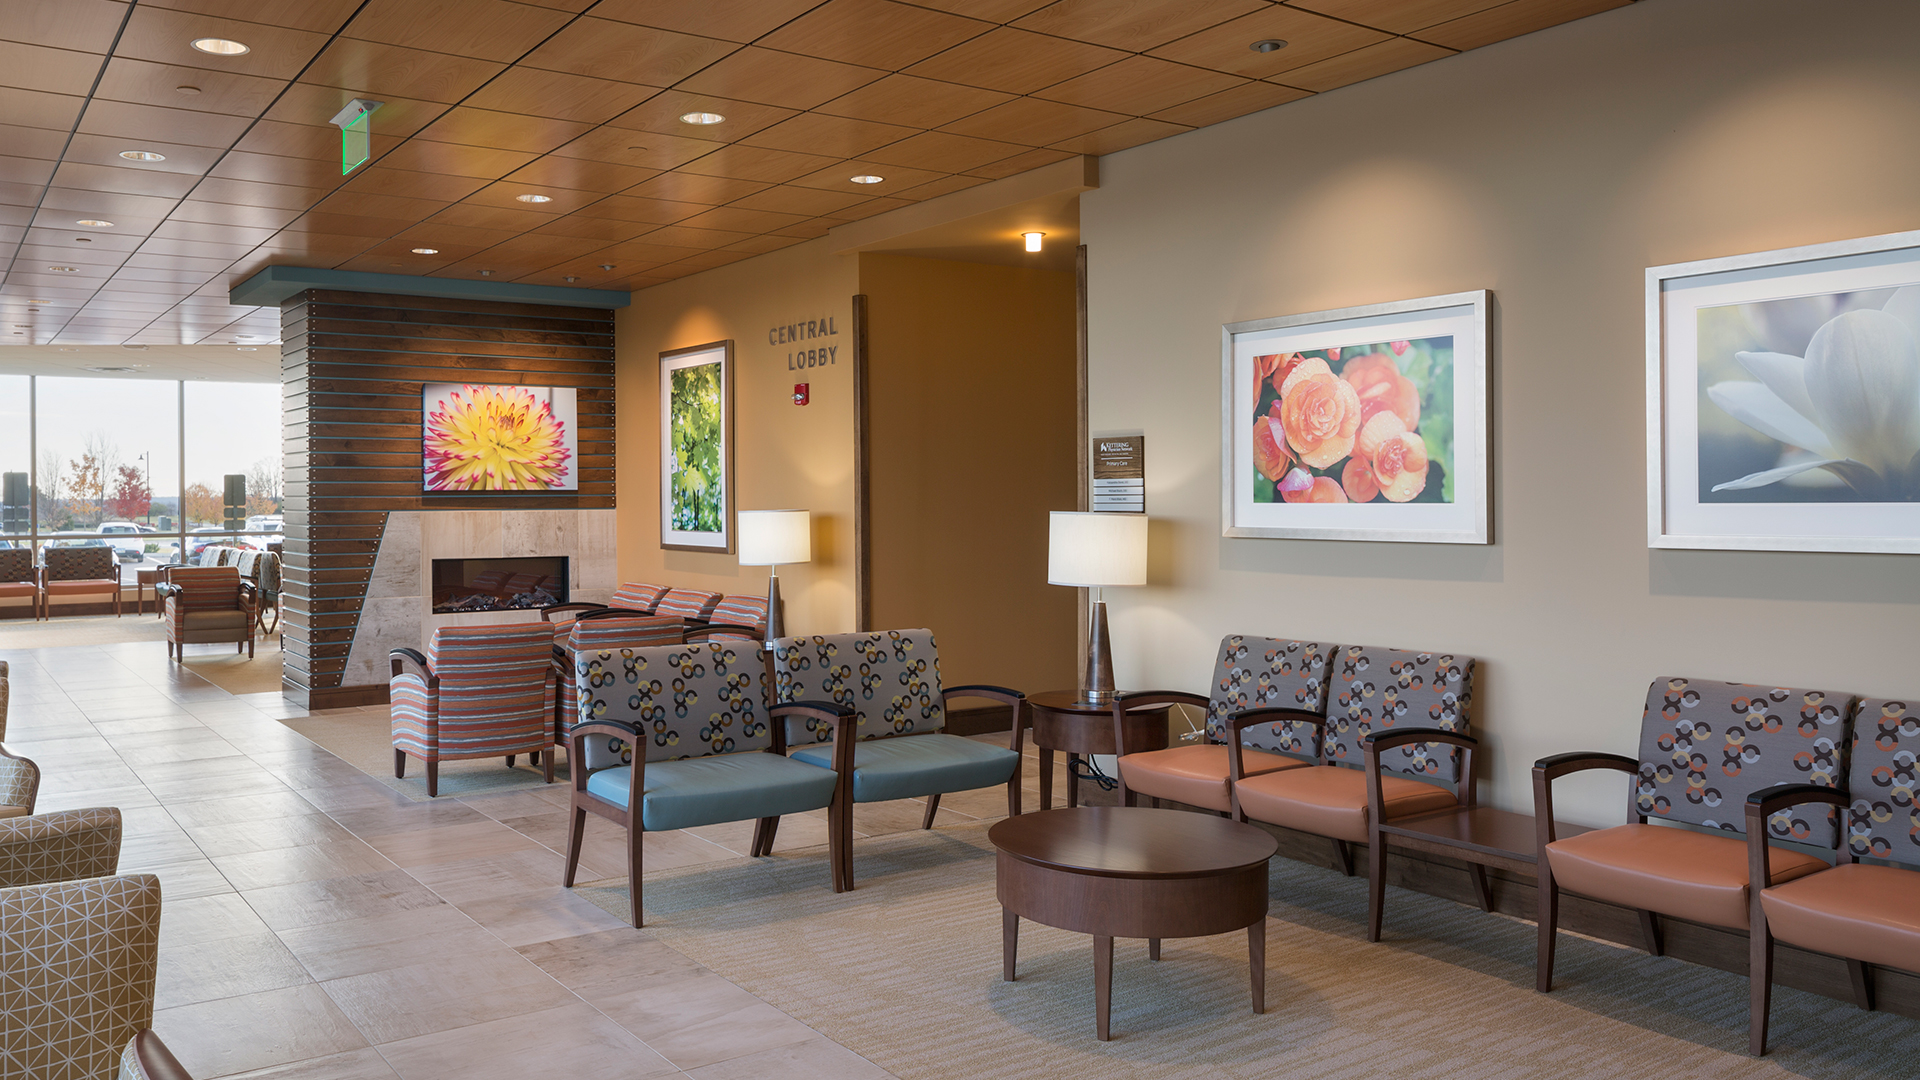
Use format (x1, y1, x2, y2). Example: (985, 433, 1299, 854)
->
(1532, 751, 1638, 848)
(943, 684, 1025, 707)
(771, 701, 858, 775)
(541, 602, 608, 621)
(1115, 689, 1211, 712)
(1364, 726, 1477, 753)
(1746, 784, 1849, 892)
(128, 1031, 194, 1080)
(389, 648, 432, 683)
(1365, 727, 1479, 820)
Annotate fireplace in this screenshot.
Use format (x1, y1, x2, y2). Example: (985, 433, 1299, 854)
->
(431, 556, 569, 613)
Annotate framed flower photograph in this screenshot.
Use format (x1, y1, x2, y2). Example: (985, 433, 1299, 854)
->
(660, 340, 734, 553)
(1647, 229, 1920, 553)
(421, 383, 578, 492)
(1222, 290, 1491, 544)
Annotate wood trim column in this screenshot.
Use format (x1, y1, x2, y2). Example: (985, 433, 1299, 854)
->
(852, 292, 871, 633)
(1075, 244, 1090, 662)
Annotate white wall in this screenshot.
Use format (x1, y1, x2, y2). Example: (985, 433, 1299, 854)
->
(1084, 0, 1920, 824)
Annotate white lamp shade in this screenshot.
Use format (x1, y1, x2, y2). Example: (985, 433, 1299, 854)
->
(737, 509, 812, 566)
(1047, 511, 1147, 587)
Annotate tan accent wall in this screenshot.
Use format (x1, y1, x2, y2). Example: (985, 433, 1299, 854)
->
(615, 239, 860, 636)
(859, 253, 1080, 693)
(1082, 0, 1920, 822)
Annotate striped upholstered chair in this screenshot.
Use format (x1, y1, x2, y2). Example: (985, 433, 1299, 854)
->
(552, 616, 687, 752)
(652, 587, 722, 622)
(0, 549, 40, 621)
(390, 623, 557, 798)
(706, 594, 769, 639)
(162, 567, 255, 661)
(42, 546, 120, 619)
(0, 873, 159, 1080)
(540, 581, 670, 643)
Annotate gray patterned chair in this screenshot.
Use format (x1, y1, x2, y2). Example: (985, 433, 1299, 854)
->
(1533, 677, 1854, 994)
(0, 807, 123, 887)
(0, 549, 40, 620)
(1110, 636, 1336, 814)
(233, 549, 281, 635)
(770, 629, 1026, 889)
(0, 749, 39, 818)
(1746, 696, 1918, 1055)
(0, 873, 160, 1080)
(1230, 645, 1475, 899)
(563, 639, 848, 924)
(118, 1030, 192, 1080)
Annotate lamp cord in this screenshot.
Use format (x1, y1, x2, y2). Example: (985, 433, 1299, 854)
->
(1070, 755, 1119, 792)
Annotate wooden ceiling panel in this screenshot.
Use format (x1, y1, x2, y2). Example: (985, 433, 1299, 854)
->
(905, 27, 1127, 95)
(940, 96, 1128, 146)
(1048, 115, 1190, 155)
(413, 107, 595, 155)
(1148, 79, 1312, 127)
(723, 233, 807, 255)
(209, 149, 355, 190)
(278, 209, 411, 237)
(526, 214, 657, 243)
(741, 113, 917, 159)
(391, 221, 521, 248)
(457, 181, 602, 215)
(758, 0, 994, 70)
(264, 84, 444, 139)
(814, 74, 1013, 129)
(123, 250, 241, 273)
(76, 98, 253, 148)
(311, 189, 451, 225)
(963, 146, 1073, 179)
(0, 41, 113, 97)
(105, 264, 218, 284)
(676, 205, 811, 235)
(0, 156, 57, 187)
(860, 131, 1027, 174)
(906, 0, 1056, 21)
(1273, 36, 1455, 92)
(788, 160, 942, 196)
(114, 6, 332, 80)
(463, 67, 658, 125)
(1148, 7, 1392, 77)
(49, 160, 201, 199)
(676, 47, 887, 111)
(588, 0, 822, 44)
(63, 133, 225, 176)
(623, 171, 771, 206)
(550, 127, 726, 173)
(375, 139, 538, 178)
(583, 237, 706, 264)
(500, 156, 660, 194)
(519, 18, 736, 87)
(334, 164, 491, 203)
(0, 87, 86, 133)
(675, 144, 842, 185)
(93, 57, 284, 118)
(1014, 0, 1269, 52)
(23, 227, 148, 252)
(169, 199, 305, 230)
(136, 236, 259, 261)
(134, 0, 365, 35)
(640, 224, 756, 250)
(14, 243, 131, 268)
(1290, 0, 1508, 34)
(602, 90, 796, 143)
(819, 197, 909, 223)
(300, 40, 506, 104)
(424, 201, 553, 232)
(38, 187, 179, 219)
(188, 176, 330, 210)
(1414, 0, 1632, 51)
(0, 0, 131, 52)
(234, 119, 369, 162)
(726, 184, 871, 217)
(342, 0, 573, 62)
(589, 193, 729, 226)
(1033, 54, 1247, 117)
(662, 248, 754, 273)
(890, 173, 989, 201)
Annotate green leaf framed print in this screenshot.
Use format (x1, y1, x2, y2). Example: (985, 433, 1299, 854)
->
(661, 340, 734, 553)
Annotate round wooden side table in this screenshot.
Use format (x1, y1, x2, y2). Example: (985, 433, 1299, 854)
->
(990, 806, 1280, 1040)
(1026, 690, 1170, 811)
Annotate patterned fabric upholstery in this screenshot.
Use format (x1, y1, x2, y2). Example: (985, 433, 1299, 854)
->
(555, 617, 687, 745)
(0, 672, 10, 742)
(573, 640, 771, 769)
(0, 808, 122, 888)
(1848, 698, 1918, 864)
(234, 550, 280, 605)
(1206, 637, 1336, 755)
(770, 630, 943, 745)
(163, 567, 253, 653)
(708, 594, 769, 638)
(1634, 677, 1854, 844)
(0, 754, 38, 817)
(0, 548, 32, 583)
(0, 874, 160, 1080)
(1325, 645, 1474, 781)
(391, 623, 556, 762)
(191, 548, 224, 568)
(652, 588, 722, 621)
(609, 582, 669, 612)
(42, 547, 115, 582)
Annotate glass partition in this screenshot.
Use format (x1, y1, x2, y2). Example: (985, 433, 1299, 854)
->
(0, 376, 27, 548)
(185, 381, 283, 552)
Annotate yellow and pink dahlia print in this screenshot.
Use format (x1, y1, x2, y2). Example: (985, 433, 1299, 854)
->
(423, 383, 577, 492)
(1251, 337, 1455, 505)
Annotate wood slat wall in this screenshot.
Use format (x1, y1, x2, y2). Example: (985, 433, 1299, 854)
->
(280, 288, 616, 708)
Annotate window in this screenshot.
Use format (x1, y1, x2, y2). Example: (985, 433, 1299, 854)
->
(0, 376, 26, 544)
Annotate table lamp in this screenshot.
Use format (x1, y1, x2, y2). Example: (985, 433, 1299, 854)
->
(737, 509, 811, 640)
(1047, 511, 1148, 706)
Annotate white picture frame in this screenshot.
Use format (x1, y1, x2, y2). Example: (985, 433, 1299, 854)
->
(659, 341, 733, 553)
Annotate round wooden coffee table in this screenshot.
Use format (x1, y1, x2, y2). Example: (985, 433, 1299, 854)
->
(988, 806, 1280, 1040)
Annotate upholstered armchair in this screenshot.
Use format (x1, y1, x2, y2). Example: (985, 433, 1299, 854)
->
(551, 616, 688, 755)
(1230, 645, 1475, 886)
(0, 548, 40, 620)
(1, 659, 11, 741)
(42, 546, 121, 619)
(1534, 677, 1854, 994)
(0, 749, 40, 818)
(770, 629, 1026, 889)
(391, 623, 557, 797)
(707, 594, 769, 639)
(1745, 696, 1916, 1056)
(0, 873, 159, 1080)
(118, 1030, 193, 1080)
(1110, 636, 1335, 814)
(161, 567, 255, 661)
(652, 587, 722, 622)
(0, 807, 123, 887)
(233, 549, 281, 634)
(541, 582, 670, 642)
(563, 639, 847, 923)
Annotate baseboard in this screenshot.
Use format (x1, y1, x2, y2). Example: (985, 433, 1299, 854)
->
(296, 683, 390, 710)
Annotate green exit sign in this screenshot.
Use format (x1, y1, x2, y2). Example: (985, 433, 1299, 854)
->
(328, 99, 384, 175)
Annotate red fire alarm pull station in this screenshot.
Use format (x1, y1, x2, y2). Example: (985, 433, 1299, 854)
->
(793, 383, 810, 405)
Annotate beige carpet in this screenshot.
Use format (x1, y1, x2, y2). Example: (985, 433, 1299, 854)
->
(180, 638, 286, 696)
(280, 708, 563, 802)
(575, 822, 1915, 1080)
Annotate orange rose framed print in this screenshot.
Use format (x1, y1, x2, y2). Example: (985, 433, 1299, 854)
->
(1224, 290, 1490, 544)
(1648, 229, 1920, 553)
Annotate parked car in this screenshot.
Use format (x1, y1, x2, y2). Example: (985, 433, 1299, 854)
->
(185, 527, 231, 559)
(99, 521, 149, 562)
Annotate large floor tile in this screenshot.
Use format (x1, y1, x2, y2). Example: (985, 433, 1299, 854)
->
(278, 904, 502, 982)
(377, 1003, 678, 1080)
(241, 869, 452, 933)
(358, 818, 543, 868)
(320, 950, 576, 1044)
(157, 931, 312, 1010)
(517, 928, 704, 1000)
(214, 1047, 402, 1080)
(684, 1035, 898, 1080)
(154, 982, 369, 1079)
(596, 972, 821, 1071)
(212, 838, 398, 891)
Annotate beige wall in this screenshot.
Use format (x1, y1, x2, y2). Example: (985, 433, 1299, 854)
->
(1083, 0, 1920, 823)
(615, 239, 860, 635)
(859, 253, 1079, 692)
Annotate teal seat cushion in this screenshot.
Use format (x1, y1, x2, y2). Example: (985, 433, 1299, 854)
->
(585, 752, 839, 833)
(790, 733, 1019, 803)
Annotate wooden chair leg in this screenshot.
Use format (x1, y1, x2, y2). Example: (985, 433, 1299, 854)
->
(542, 747, 554, 785)
(1366, 834, 1388, 943)
(1468, 863, 1493, 912)
(1638, 909, 1664, 956)
(1331, 837, 1354, 876)
(426, 759, 439, 798)
(840, 789, 857, 891)
(1006, 773, 1021, 818)
(921, 793, 941, 830)
(1849, 959, 1875, 1011)
(394, 749, 406, 779)
(506, 754, 516, 767)
(1148, 938, 1161, 961)
(1536, 866, 1559, 993)
(628, 818, 644, 928)
(1149, 796, 1162, 809)
(750, 816, 772, 857)
(563, 805, 586, 887)
(1750, 923, 1773, 1056)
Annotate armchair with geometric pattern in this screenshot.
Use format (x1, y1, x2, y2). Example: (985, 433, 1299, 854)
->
(0, 873, 159, 1080)
(117, 1030, 193, 1080)
(0, 748, 39, 819)
(0, 807, 123, 888)
(390, 623, 557, 797)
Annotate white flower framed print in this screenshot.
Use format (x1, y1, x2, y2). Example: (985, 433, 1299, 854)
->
(1647, 229, 1920, 553)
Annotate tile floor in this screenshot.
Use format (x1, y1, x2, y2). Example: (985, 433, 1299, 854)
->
(1, 641, 1085, 1079)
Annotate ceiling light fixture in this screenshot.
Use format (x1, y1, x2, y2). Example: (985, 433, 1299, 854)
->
(236, 347, 258, 352)
(191, 37, 249, 55)
(48, 266, 79, 272)
(27, 299, 50, 304)
(74, 237, 93, 243)
(515, 193, 552, 203)
(599, 264, 614, 270)
(1250, 39, 1287, 53)
(76, 219, 112, 227)
(478, 270, 493, 276)
(1022, 231, 1044, 253)
(563, 276, 577, 283)
(850, 174, 884, 185)
(119, 150, 166, 162)
(175, 85, 201, 96)
(411, 247, 439, 254)
(679, 111, 725, 125)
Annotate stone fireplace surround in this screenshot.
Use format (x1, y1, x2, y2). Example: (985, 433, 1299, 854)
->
(340, 508, 617, 689)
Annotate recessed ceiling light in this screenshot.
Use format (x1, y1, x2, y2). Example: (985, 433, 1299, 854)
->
(850, 174, 884, 185)
(191, 37, 249, 55)
(76, 219, 112, 227)
(59, 347, 78, 352)
(563, 275, 577, 283)
(74, 237, 93, 243)
(411, 247, 439, 254)
(599, 264, 615, 270)
(515, 193, 552, 203)
(626, 146, 647, 152)
(1022, 231, 1044, 252)
(478, 270, 493, 276)
(119, 150, 166, 162)
(678, 111, 725, 125)
(236, 347, 258, 352)
(27, 299, 50, 304)
(48, 266, 79, 272)
(1250, 39, 1287, 53)
(175, 85, 201, 96)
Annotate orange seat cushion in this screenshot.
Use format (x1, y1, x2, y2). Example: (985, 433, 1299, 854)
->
(1119, 744, 1304, 812)
(1233, 764, 1455, 842)
(0, 583, 36, 597)
(45, 580, 117, 595)
(1546, 823, 1827, 929)
(1762, 862, 1920, 973)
